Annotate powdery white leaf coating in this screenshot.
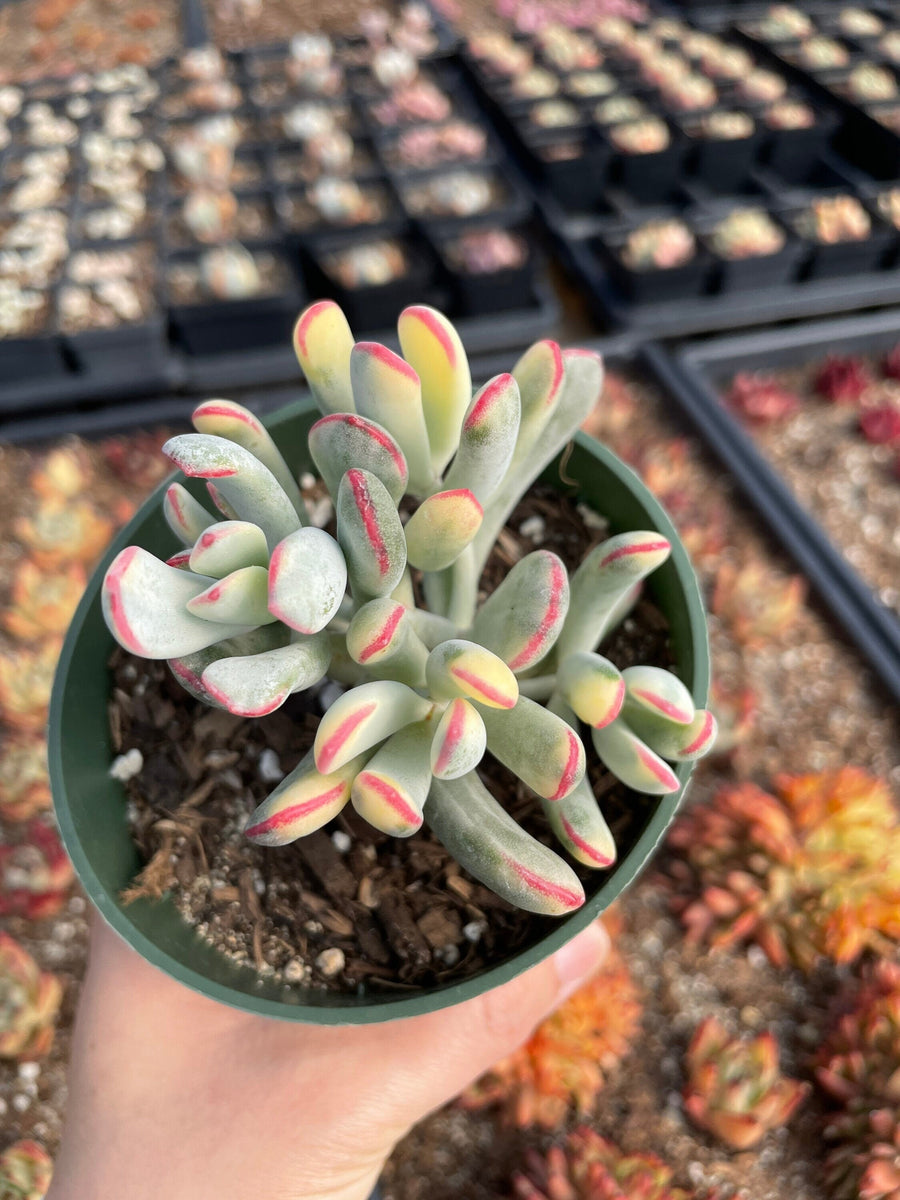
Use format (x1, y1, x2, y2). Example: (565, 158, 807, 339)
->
(404, 489, 483, 572)
(164, 482, 216, 547)
(314, 680, 433, 774)
(336, 468, 407, 600)
(350, 720, 433, 837)
(510, 338, 565, 467)
(427, 772, 585, 916)
(168, 625, 290, 708)
(189, 521, 269, 579)
(430, 698, 486, 780)
(293, 300, 355, 415)
(268, 526, 347, 635)
(480, 696, 585, 801)
(442, 373, 521, 504)
(202, 635, 331, 717)
(470, 549, 569, 673)
(350, 341, 434, 495)
(592, 718, 680, 795)
(103, 546, 255, 659)
(541, 773, 617, 869)
(397, 305, 471, 477)
(186, 565, 274, 627)
(309, 411, 409, 505)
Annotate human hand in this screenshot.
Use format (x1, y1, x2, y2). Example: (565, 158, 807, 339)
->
(47, 913, 608, 1200)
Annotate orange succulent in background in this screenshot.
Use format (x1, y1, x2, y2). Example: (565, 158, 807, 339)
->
(29, 443, 93, 502)
(461, 914, 641, 1127)
(0, 638, 62, 732)
(0, 736, 51, 822)
(0, 1139, 53, 1200)
(817, 962, 900, 1200)
(683, 1016, 809, 1150)
(13, 500, 114, 570)
(99, 430, 172, 492)
(512, 1127, 702, 1200)
(707, 680, 757, 763)
(666, 768, 900, 971)
(0, 933, 62, 1060)
(711, 560, 806, 647)
(2, 559, 86, 641)
(0, 821, 74, 921)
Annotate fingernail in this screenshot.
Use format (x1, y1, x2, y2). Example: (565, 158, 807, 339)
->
(552, 922, 610, 1004)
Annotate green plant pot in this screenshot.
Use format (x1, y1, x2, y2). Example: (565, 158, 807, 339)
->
(50, 397, 710, 1025)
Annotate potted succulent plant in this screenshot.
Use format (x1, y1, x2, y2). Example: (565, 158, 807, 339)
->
(50, 300, 712, 1023)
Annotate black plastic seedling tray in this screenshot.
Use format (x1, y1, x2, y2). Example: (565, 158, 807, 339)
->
(660, 310, 900, 700)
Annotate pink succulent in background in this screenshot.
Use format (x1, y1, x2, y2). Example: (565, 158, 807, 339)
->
(512, 1127, 703, 1200)
(2, 559, 86, 642)
(883, 343, 900, 380)
(0, 1139, 53, 1200)
(817, 962, 900, 1200)
(0, 821, 74, 920)
(860, 405, 900, 445)
(814, 355, 873, 404)
(0, 933, 62, 1060)
(728, 372, 800, 423)
(0, 736, 51, 823)
(683, 1016, 809, 1149)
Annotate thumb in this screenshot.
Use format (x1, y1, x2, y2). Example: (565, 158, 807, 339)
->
(367, 920, 610, 1127)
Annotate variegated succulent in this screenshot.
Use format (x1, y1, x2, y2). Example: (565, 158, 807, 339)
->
(101, 301, 715, 915)
(0, 933, 62, 1061)
(0, 1140, 53, 1200)
(683, 1015, 809, 1150)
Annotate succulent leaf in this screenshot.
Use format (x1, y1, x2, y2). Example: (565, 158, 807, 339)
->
(309, 412, 409, 504)
(164, 434, 302, 552)
(188, 520, 269, 578)
(430, 697, 487, 780)
(103, 547, 255, 658)
(426, 640, 519, 710)
(164, 482, 215, 546)
(591, 719, 680, 795)
(293, 299, 355, 415)
(351, 720, 434, 836)
(350, 341, 434, 494)
(191, 398, 307, 520)
(169, 625, 289, 706)
(244, 749, 363, 844)
(336, 468, 407, 600)
(397, 304, 471, 476)
(511, 339, 565, 465)
(556, 532, 671, 661)
(472, 550, 570, 673)
(202, 634, 331, 716)
(627, 706, 718, 762)
(443, 373, 521, 503)
(206, 480, 241, 520)
(346, 598, 428, 686)
(268, 526, 347, 635)
(314, 680, 433, 773)
(544, 774, 617, 869)
(404, 489, 483, 572)
(186, 565, 274, 626)
(427, 772, 585, 916)
(481, 696, 585, 801)
(622, 665, 695, 725)
(557, 652, 625, 729)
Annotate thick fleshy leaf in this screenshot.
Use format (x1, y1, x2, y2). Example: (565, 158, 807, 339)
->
(426, 639, 518, 710)
(543, 774, 616, 869)
(293, 299, 355, 415)
(189, 521, 269, 578)
(244, 749, 364, 845)
(309, 412, 408, 504)
(336, 468, 407, 599)
(480, 696, 585, 801)
(555, 532, 671, 660)
(168, 625, 289, 706)
(470, 549, 569, 673)
(427, 772, 585, 916)
(206, 480, 240, 520)
(351, 720, 433, 836)
(186, 565, 274, 626)
(166, 550, 192, 570)
(164, 434, 301, 553)
(592, 718, 680, 795)
(350, 341, 433, 494)
(191, 398, 307, 520)
(268, 526, 347, 634)
(202, 634, 331, 716)
(314, 680, 433, 773)
(442, 373, 521, 503)
(404, 489, 483, 572)
(391, 567, 416, 609)
(510, 339, 565, 465)
(164, 482, 215, 547)
(345, 598, 428, 686)
(557, 652, 626, 729)
(430, 697, 486, 780)
(102, 547, 254, 658)
(405, 607, 459, 649)
(626, 706, 717, 762)
(622, 665, 695, 725)
(397, 305, 471, 476)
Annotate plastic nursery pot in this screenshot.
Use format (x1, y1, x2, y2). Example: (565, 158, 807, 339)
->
(608, 135, 685, 205)
(64, 314, 169, 376)
(792, 214, 895, 280)
(301, 235, 437, 331)
(599, 237, 711, 305)
(685, 123, 763, 191)
(435, 228, 538, 316)
(51, 398, 710, 1025)
(761, 118, 835, 182)
(705, 222, 804, 293)
(525, 130, 610, 210)
(0, 329, 70, 383)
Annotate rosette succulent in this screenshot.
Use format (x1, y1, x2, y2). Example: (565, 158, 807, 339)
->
(0, 1140, 53, 1200)
(101, 301, 714, 915)
(0, 933, 62, 1060)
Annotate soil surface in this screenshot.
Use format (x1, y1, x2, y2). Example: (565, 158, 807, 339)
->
(115, 487, 672, 994)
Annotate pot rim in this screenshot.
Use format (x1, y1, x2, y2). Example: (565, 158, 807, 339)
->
(50, 396, 710, 1024)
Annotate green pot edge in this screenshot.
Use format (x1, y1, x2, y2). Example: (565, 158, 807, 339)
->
(49, 400, 710, 1025)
